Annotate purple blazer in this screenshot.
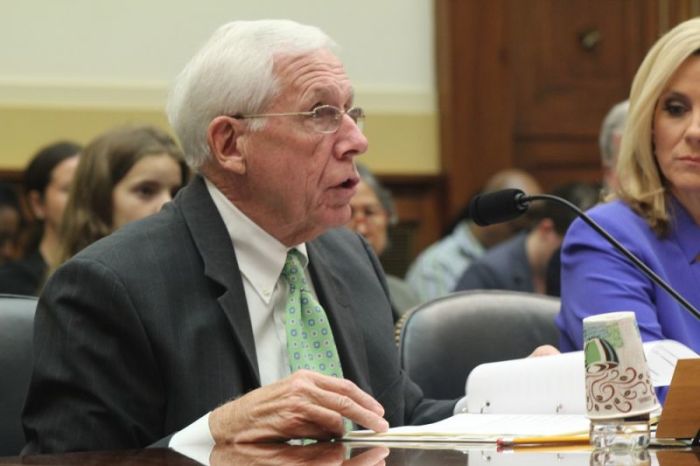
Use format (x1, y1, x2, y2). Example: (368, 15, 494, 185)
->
(557, 197, 700, 353)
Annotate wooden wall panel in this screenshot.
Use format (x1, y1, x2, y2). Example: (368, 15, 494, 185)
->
(436, 0, 513, 220)
(380, 174, 444, 276)
(510, 1, 646, 137)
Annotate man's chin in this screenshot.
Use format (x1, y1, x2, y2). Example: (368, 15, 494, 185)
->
(318, 206, 352, 230)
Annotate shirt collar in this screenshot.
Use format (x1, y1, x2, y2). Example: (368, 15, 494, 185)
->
(669, 196, 700, 264)
(205, 178, 308, 299)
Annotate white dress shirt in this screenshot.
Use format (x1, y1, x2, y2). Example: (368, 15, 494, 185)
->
(170, 178, 319, 451)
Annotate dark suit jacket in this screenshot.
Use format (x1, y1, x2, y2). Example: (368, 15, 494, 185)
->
(453, 232, 533, 293)
(22, 176, 455, 453)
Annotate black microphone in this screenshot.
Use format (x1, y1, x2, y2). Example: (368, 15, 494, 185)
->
(469, 188, 530, 226)
(468, 189, 700, 320)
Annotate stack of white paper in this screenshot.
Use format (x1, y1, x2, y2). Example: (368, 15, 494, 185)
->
(345, 413, 589, 443)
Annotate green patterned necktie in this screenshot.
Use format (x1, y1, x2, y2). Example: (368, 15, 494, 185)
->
(282, 249, 344, 378)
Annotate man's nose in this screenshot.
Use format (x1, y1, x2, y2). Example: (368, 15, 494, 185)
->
(335, 115, 368, 159)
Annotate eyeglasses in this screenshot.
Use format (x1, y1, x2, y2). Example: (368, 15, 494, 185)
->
(233, 105, 365, 134)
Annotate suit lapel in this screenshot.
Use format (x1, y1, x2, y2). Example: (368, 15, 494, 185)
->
(178, 176, 261, 384)
(307, 238, 372, 394)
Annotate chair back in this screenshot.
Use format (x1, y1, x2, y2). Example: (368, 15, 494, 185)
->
(0, 294, 37, 455)
(397, 290, 560, 399)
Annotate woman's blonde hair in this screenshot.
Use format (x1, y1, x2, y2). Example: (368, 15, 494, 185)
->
(615, 17, 700, 235)
(55, 125, 188, 267)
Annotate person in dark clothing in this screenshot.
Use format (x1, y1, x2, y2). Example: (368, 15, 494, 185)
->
(0, 142, 81, 295)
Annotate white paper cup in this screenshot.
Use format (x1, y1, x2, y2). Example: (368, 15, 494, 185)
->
(583, 312, 660, 420)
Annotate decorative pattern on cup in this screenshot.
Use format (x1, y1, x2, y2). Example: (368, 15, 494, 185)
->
(585, 337, 656, 415)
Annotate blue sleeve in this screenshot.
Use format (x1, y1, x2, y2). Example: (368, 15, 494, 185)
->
(557, 214, 667, 351)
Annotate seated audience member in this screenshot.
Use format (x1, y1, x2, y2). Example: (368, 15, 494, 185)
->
(23, 20, 458, 454)
(557, 18, 700, 354)
(454, 183, 599, 295)
(405, 169, 542, 301)
(52, 125, 189, 267)
(0, 183, 22, 265)
(599, 100, 629, 195)
(0, 142, 81, 294)
(347, 163, 420, 319)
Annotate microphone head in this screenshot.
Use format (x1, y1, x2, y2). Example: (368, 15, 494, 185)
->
(469, 188, 528, 226)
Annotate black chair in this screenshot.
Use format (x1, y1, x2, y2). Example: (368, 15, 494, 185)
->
(396, 290, 560, 400)
(0, 294, 37, 455)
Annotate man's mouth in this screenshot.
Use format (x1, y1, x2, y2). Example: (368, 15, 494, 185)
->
(338, 177, 359, 189)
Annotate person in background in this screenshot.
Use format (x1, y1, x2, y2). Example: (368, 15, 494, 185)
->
(347, 163, 420, 319)
(405, 169, 542, 302)
(0, 142, 81, 294)
(53, 125, 189, 268)
(0, 183, 22, 266)
(599, 100, 629, 194)
(557, 17, 700, 354)
(23, 20, 456, 454)
(454, 182, 599, 295)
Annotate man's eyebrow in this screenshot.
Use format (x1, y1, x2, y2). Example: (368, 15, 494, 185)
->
(302, 85, 355, 105)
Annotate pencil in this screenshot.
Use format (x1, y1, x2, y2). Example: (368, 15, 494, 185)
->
(497, 434, 590, 447)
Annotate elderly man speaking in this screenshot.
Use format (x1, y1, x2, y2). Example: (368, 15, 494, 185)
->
(22, 20, 457, 453)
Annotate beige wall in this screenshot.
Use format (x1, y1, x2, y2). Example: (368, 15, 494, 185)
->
(0, 0, 440, 174)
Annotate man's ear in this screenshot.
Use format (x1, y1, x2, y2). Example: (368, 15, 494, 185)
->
(207, 116, 247, 175)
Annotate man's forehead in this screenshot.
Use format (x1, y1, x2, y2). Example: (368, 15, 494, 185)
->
(273, 50, 353, 97)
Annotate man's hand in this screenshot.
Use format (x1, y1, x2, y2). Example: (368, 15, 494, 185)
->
(527, 344, 560, 357)
(209, 370, 389, 444)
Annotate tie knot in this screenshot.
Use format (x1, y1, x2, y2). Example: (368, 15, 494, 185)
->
(282, 250, 305, 283)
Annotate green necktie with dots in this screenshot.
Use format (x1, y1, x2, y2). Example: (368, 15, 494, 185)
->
(282, 250, 344, 377)
(282, 250, 354, 434)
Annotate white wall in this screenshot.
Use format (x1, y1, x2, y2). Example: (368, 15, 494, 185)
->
(0, 0, 435, 112)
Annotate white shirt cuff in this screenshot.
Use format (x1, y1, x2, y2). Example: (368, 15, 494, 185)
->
(169, 412, 214, 465)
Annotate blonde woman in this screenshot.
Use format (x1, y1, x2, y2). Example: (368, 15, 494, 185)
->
(557, 18, 700, 354)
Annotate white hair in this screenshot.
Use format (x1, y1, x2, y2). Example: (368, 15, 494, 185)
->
(598, 100, 629, 168)
(166, 20, 337, 169)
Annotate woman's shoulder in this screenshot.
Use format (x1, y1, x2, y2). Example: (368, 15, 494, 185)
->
(588, 198, 638, 218)
(564, 199, 660, 254)
(577, 199, 650, 234)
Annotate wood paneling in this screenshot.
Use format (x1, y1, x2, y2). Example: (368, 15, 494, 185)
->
(510, 2, 646, 137)
(436, 0, 513, 219)
(0, 170, 22, 185)
(379, 174, 445, 276)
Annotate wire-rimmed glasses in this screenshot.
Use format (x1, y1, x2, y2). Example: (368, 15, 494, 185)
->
(233, 105, 365, 134)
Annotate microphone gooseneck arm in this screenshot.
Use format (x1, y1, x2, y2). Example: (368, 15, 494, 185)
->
(521, 194, 700, 321)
